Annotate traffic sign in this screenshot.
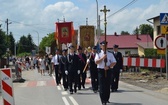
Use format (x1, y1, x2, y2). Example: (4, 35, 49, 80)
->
(161, 25, 168, 34)
(157, 49, 165, 55)
(46, 47, 51, 54)
(155, 35, 166, 50)
(160, 13, 168, 25)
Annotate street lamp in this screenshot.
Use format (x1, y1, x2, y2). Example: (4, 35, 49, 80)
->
(33, 30, 39, 55)
(95, 0, 100, 44)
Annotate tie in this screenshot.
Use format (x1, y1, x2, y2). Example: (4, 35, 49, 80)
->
(57, 55, 59, 62)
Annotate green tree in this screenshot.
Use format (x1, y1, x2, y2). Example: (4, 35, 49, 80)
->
(139, 24, 154, 40)
(133, 24, 154, 40)
(121, 31, 130, 35)
(8, 32, 15, 55)
(17, 35, 27, 54)
(0, 28, 6, 58)
(39, 33, 55, 52)
(17, 34, 36, 55)
(133, 27, 139, 35)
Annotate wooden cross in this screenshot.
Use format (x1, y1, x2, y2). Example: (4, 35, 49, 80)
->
(100, 5, 110, 77)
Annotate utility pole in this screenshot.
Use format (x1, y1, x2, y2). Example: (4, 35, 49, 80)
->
(100, 5, 110, 77)
(5, 18, 12, 67)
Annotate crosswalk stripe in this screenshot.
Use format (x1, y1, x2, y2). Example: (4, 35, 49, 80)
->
(62, 91, 68, 95)
(69, 96, 79, 105)
(57, 86, 61, 90)
(19, 82, 28, 87)
(62, 97, 70, 105)
(36, 81, 46, 86)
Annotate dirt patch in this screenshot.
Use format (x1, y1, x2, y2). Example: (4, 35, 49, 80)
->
(120, 72, 168, 95)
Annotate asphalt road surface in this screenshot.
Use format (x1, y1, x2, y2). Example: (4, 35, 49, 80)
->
(0, 69, 168, 105)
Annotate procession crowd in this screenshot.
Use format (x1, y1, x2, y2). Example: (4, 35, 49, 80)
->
(14, 41, 123, 105)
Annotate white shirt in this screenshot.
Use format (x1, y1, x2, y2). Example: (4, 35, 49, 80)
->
(51, 54, 59, 65)
(95, 50, 116, 69)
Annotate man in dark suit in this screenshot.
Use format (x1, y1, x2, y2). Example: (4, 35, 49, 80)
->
(59, 49, 68, 91)
(77, 46, 87, 89)
(88, 46, 98, 93)
(111, 44, 123, 92)
(67, 45, 80, 94)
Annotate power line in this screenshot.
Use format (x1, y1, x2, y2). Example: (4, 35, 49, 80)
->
(8, 19, 54, 32)
(100, 0, 138, 21)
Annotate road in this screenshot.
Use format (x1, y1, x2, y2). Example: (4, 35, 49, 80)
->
(0, 69, 168, 105)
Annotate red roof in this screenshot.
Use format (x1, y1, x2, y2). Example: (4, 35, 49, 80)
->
(100, 34, 153, 49)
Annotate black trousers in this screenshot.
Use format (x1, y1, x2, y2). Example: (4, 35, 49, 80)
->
(78, 72, 86, 88)
(90, 69, 98, 91)
(98, 69, 111, 104)
(54, 65, 61, 85)
(111, 69, 120, 90)
(62, 73, 68, 89)
(68, 72, 78, 92)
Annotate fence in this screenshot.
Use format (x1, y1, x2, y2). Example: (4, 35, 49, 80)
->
(123, 57, 165, 68)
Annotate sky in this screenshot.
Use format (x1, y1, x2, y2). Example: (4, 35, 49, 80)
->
(0, 0, 168, 45)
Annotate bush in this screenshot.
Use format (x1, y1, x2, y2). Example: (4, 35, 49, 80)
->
(17, 52, 31, 57)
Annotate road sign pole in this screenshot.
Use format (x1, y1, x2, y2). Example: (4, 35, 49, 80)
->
(166, 34, 168, 80)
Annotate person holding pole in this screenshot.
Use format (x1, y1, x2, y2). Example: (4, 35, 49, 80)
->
(95, 41, 116, 105)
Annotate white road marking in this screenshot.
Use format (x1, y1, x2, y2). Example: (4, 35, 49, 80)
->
(62, 91, 68, 95)
(57, 86, 61, 90)
(36, 81, 46, 86)
(19, 82, 28, 87)
(69, 96, 79, 105)
(62, 97, 70, 105)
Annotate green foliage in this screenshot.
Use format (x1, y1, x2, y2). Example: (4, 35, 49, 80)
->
(139, 24, 153, 40)
(121, 31, 130, 35)
(144, 49, 157, 57)
(133, 27, 139, 35)
(39, 33, 55, 52)
(8, 32, 15, 55)
(0, 28, 7, 58)
(133, 24, 154, 40)
(17, 52, 31, 57)
(17, 34, 36, 54)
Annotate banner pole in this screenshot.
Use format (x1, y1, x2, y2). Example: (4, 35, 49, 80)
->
(166, 34, 168, 80)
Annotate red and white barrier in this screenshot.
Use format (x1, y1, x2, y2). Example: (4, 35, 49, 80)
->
(123, 57, 165, 68)
(16, 62, 22, 79)
(0, 68, 15, 105)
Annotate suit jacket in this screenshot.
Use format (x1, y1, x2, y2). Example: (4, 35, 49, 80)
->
(67, 54, 79, 73)
(78, 53, 87, 71)
(59, 55, 68, 72)
(88, 53, 97, 70)
(112, 51, 123, 70)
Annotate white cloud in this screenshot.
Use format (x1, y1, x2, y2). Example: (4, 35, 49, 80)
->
(0, 0, 168, 45)
(105, 0, 168, 35)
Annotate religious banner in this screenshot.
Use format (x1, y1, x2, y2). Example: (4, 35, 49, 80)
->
(55, 22, 74, 44)
(79, 25, 95, 49)
(72, 30, 78, 50)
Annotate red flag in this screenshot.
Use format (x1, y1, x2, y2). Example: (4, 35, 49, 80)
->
(55, 22, 73, 44)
